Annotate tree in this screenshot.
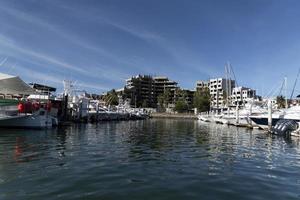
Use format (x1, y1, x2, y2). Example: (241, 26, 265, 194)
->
(142, 100, 148, 108)
(157, 89, 171, 110)
(104, 89, 119, 106)
(174, 100, 188, 113)
(157, 94, 165, 111)
(174, 89, 189, 113)
(276, 95, 286, 108)
(193, 89, 210, 112)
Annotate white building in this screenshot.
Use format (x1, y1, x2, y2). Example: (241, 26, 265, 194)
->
(209, 78, 235, 109)
(196, 80, 209, 91)
(231, 87, 256, 105)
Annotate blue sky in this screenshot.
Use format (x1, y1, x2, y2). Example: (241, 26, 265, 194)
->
(1, 0, 300, 96)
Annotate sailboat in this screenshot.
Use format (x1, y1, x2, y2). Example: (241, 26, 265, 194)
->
(250, 75, 300, 130)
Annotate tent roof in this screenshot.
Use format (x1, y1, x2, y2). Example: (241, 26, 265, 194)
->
(0, 73, 36, 95)
(0, 73, 14, 80)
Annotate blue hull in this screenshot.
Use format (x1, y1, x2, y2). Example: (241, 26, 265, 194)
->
(250, 117, 300, 126)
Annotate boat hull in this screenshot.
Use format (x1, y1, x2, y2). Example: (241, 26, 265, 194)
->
(250, 116, 300, 129)
(0, 114, 52, 129)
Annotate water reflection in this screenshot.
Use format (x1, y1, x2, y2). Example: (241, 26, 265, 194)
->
(0, 119, 300, 200)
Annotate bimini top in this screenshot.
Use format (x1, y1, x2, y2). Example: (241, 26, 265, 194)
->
(0, 72, 36, 95)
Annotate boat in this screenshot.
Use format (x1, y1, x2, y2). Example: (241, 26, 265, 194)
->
(250, 105, 300, 129)
(197, 115, 211, 122)
(223, 103, 267, 126)
(0, 99, 53, 128)
(0, 73, 55, 129)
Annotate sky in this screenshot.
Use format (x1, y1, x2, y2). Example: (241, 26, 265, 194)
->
(1, 0, 300, 97)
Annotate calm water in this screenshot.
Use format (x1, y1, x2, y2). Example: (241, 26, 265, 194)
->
(0, 119, 300, 200)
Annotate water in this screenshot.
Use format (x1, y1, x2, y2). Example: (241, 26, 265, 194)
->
(0, 119, 300, 200)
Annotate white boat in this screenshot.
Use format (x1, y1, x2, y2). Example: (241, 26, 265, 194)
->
(197, 115, 210, 122)
(250, 105, 300, 129)
(212, 115, 229, 124)
(0, 110, 52, 128)
(0, 73, 54, 129)
(0, 100, 53, 128)
(222, 103, 267, 126)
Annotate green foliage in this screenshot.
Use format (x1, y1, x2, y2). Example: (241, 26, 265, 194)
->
(276, 95, 286, 108)
(193, 89, 210, 112)
(173, 88, 190, 113)
(176, 88, 188, 100)
(142, 100, 148, 108)
(104, 89, 119, 106)
(174, 100, 188, 113)
(158, 89, 171, 109)
(157, 94, 165, 108)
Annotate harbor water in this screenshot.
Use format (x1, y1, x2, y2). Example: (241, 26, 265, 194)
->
(0, 119, 300, 199)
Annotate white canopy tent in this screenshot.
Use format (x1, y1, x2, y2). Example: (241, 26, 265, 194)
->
(0, 73, 36, 95)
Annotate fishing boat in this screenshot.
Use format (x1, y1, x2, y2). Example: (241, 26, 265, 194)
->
(0, 72, 54, 128)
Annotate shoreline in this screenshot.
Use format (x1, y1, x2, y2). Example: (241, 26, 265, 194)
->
(150, 113, 197, 119)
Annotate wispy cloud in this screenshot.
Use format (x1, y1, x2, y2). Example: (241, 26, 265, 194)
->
(0, 5, 116, 59)
(76, 82, 110, 92)
(54, 2, 163, 42)
(60, 5, 216, 78)
(0, 1, 217, 91)
(0, 34, 86, 73)
(102, 18, 163, 42)
(0, 5, 132, 81)
(4, 62, 110, 92)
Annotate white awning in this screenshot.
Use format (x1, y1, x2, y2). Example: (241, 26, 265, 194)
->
(0, 73, 36, 95)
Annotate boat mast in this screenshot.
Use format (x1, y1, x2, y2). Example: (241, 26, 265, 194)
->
(225, 63, 229, 108)
(290, 68, 300, 100)
(285, 77, 288, 108)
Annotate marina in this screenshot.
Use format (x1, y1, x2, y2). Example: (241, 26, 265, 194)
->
(1, 1, 300, 199)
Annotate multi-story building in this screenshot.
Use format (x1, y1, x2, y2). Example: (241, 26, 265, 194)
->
(125, 75, 156, 107)
(153, 76, 178, 107)
(230, 87, 256, 105)
(123, 75, 178, 108)
(180, 89, 195, 108)
(209, 78, 235, 109)
(196, 80, 209, 92)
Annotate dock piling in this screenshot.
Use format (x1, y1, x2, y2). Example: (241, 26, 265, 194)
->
(268, 100, 272, 131)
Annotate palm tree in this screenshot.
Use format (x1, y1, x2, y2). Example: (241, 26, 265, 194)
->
(104, 89, 119, 106)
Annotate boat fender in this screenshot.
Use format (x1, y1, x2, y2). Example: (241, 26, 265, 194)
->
(18, 103, 25, 113)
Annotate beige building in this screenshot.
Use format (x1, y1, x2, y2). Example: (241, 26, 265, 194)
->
(231, 86, 256, 105)
(196, 80, 210, 92)
(209, 78, 235, 109)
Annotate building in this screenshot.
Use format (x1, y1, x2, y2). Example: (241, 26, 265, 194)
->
(153, 76, 178, 108)
(209, 78, 235, 109)
(123, 75, 179, 108)
(230, 86, 257, 105)
(180, 89, 195, 109)
(196, 80, 209, 92)
(125, 75, 156, 107)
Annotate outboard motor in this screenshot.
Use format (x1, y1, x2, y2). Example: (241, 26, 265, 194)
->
(272, 119, 298, 136)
